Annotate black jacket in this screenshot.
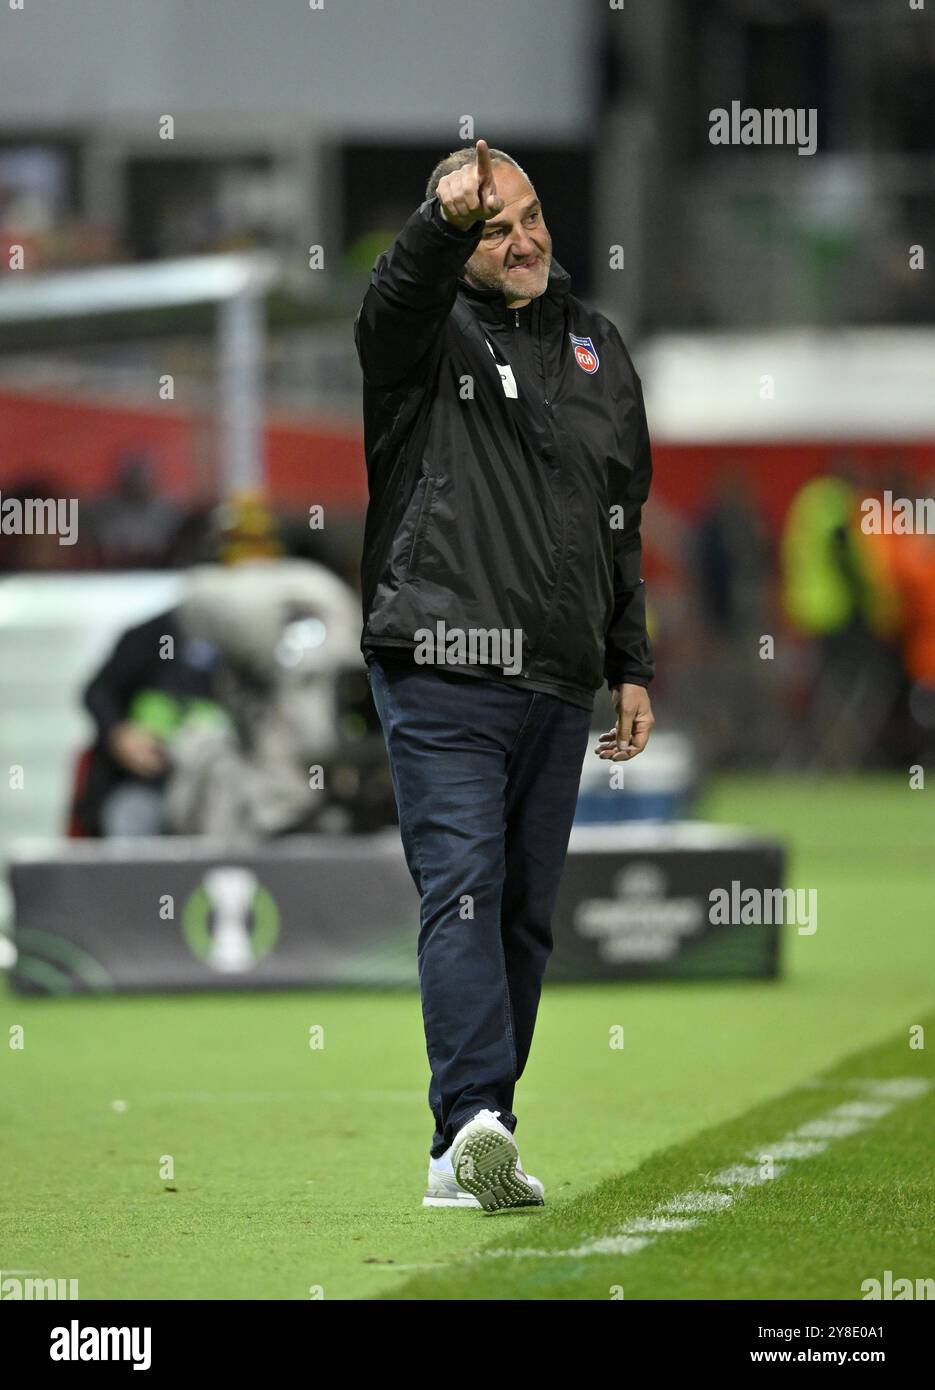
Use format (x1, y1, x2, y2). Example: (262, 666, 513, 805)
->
(353, 195, 654, 711)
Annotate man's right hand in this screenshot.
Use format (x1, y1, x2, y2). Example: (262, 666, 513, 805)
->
(437, 139, 505, 229)
(108, 721, 168, 779)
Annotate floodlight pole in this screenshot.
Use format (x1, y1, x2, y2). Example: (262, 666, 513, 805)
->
(217, 286, 266, 496)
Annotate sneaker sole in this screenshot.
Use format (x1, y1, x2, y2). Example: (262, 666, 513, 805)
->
(422, 1193, 481, 1208)
(452, 1128, 544, 1213)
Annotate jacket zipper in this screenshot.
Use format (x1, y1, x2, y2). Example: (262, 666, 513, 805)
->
(511, 297, 566, 679)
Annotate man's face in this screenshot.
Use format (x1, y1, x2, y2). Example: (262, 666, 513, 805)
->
(462, 161, 552, 307)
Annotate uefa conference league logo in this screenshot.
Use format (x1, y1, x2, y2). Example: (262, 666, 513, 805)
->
(181, 867, 280, 973)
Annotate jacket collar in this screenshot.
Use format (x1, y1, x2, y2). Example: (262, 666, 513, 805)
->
(457, 256, 572, 324)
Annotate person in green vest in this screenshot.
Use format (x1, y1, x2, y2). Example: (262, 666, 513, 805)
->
(780, 472, 903, 767)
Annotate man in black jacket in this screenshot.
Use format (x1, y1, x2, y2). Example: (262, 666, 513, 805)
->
(354, 140, 655, 1211)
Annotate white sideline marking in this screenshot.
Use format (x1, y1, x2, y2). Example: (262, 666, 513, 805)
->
(792, 1117, 865, 1139)
(751, 1139, 827, 1159)
(479, 1236, 655, 1261)
(466, 1075, 930, 1264)
(659, 1190, 736, 1213)
(536, 1218, 700, 1260)
(709, 1163, 787, 1187)
(852, 1078, 928, 1100)
(621, 1217, 698, 1233)
(567, 1234, 654, 1257)
(830, 1100, 895, 1120)
(796, 1077, 926, 1098)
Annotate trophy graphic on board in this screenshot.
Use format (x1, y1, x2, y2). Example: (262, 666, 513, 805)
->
(201, 867, 259, 973)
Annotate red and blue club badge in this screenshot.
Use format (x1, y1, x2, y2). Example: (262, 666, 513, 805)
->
(570, 332, 600, 374)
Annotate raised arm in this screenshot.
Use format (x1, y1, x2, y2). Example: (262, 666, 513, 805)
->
(353, 139, 505, 391)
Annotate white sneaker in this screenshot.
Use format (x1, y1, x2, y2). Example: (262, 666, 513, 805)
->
(423, 1165, 483, 1208)
(446, 1109, 545, 1213)
(422, 1162, 544, 1206)
(422, 1145, 545, 1208)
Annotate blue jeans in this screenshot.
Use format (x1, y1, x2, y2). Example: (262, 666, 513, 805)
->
(367, 656, 591, 1158)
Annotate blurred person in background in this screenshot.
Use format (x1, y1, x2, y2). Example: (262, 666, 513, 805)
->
(696, 470, 770, 641)
(343, 199, 414, 277)
(79, 605, 222, 838)
(166, 546, 365, 837)
(78, 491, 372, 838)
(860, 472, 935, 764)
(780, 469, 904, 769)
(0, 473, 77, 572)
(78, 492, 285, 836)
(89, 452, 185, 569)
(693, 468, 774, 766)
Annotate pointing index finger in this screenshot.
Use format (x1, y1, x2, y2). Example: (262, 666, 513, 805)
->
(475, 139, 492, 182)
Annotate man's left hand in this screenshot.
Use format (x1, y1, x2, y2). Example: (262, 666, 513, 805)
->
(594, 683, 654, 761)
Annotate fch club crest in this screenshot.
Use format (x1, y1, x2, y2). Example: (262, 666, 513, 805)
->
(570, 333, 600, 374)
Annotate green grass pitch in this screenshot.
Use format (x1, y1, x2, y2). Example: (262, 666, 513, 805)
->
(1, 775, 933, 1300)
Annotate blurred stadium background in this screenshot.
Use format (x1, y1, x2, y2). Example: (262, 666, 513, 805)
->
(1, 0, 933, 1302)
